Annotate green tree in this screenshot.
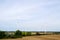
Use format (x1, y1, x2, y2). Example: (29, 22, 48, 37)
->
(14, 30, 22, 38)
(0, 31, 6, 39)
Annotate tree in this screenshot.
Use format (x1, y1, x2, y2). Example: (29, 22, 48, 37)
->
(14, 30, 22, 38)
(0, 31, 6, 39)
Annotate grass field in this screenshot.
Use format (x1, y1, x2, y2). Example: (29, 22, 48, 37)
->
(0, 35, 60, 40)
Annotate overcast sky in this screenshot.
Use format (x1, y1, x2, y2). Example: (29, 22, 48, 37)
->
(0, 0, 60, 31)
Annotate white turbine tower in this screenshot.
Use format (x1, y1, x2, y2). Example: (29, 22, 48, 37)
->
(16, 16, 23, 31)
(17, 16, 25, 31)
(44, 24, 48, 34)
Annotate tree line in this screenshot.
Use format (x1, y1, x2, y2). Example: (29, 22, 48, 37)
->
(0, 30, 31, 39)
(0, 30, 60, 39)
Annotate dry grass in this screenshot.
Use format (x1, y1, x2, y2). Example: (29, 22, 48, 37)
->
(0, 35, 60, 40)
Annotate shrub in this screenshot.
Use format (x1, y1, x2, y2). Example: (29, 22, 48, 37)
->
(26, 32, 31, 36)
(36, 32, 40, 35)
(22, 32, 26, 36)
(22, 32, 31, 36)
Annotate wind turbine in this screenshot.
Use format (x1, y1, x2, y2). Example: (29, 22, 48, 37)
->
(44, 24, 48, 34)
(16, 16, 23, 31)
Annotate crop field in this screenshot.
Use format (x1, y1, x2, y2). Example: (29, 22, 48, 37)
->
(0, 35, 60, 40)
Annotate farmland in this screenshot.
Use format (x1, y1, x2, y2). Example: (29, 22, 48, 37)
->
(0, 35, 60, 40)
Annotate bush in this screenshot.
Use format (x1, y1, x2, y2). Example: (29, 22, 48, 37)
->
(26, 32, 31, 36)
(53, 32, 60, 34)
(36, 32, 40, 35)
(22, 32, 31, 36)
(22, 32, 26, 36)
